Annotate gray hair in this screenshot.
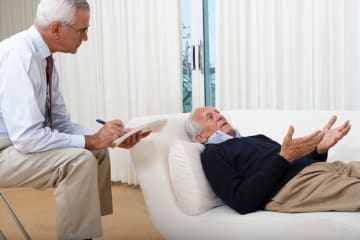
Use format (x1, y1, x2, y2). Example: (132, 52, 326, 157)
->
(34, 0, 90, 28)
(185, 108, 203, 143)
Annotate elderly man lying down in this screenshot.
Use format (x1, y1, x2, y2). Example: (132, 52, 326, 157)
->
(185, 106, 360, 214)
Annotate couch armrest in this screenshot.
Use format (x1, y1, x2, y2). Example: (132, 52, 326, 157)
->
(130, 137, 187, 237)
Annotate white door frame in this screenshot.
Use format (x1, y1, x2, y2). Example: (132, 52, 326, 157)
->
(190, 0, 205, 108)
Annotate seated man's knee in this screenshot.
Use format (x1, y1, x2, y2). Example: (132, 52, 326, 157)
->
(68, 148, 98, 169)
(91, 149, 110, 160)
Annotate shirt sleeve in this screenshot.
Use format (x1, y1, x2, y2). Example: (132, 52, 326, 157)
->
(308, 149, 328, 162)
(0, 50, 86, 153)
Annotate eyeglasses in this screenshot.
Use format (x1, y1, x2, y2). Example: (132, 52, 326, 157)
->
(67, 24, 89, 34)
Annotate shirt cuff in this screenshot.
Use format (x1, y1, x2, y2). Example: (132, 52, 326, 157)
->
(70, 135, 86, 148)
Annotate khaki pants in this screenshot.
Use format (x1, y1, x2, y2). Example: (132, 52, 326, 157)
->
(0, 146, 113, 240)
(266, 161, 360, 213)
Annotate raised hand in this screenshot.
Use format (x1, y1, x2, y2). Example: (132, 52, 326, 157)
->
(279, 126, 324, 163)
(316, 115, 351, 154)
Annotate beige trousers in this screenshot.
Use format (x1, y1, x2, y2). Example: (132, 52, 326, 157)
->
(266, 161, 360, 213)
(0, 145, 113, 240)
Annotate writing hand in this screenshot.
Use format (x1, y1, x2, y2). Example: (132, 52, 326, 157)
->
(85, 120, 125, 150)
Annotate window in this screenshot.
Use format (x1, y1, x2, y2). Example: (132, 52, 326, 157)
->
(182, 0, 215, 112)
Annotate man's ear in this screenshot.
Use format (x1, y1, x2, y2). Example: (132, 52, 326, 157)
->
(195, 134, 208, 143)
(49, 21, 62, 39)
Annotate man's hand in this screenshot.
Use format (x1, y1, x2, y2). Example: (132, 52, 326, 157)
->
(117, 130, 151, 149)
(316, 115, 351, 154)
(279, 126, 324, 163)
(85, 120, 125, 150)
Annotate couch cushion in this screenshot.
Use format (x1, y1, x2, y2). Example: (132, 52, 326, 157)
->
(168, 140, 224, 215)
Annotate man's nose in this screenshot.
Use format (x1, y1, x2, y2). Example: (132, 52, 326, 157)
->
(82, 32, 88, 41)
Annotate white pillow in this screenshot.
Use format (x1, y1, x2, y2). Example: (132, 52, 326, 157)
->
(168, 140, 224, 215)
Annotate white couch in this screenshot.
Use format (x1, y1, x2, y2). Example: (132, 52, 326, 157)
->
(128, 110, 360, 240)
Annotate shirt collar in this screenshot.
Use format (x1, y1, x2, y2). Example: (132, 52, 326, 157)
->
(28, 25, 52, 59)
(206, 129, 241, 144)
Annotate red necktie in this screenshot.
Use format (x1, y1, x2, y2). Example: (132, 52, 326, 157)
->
(46, 55, 54, 129)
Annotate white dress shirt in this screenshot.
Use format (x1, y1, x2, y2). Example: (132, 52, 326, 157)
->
(0, 26, 93, 153)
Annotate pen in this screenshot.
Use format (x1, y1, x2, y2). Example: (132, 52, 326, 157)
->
(96, 119, 129, 138)
(96, 119, 106, 125)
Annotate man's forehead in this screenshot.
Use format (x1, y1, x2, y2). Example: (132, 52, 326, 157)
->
(203, 107, 218, 113)
(73, 9, 90, 26)
(195, 107, 218, 118)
